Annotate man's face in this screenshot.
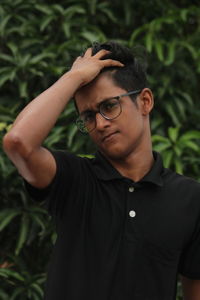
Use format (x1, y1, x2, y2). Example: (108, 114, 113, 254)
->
(75, 73, 148, 161)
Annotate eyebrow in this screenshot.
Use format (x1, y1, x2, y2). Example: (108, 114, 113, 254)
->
(80, 96, 119, 116)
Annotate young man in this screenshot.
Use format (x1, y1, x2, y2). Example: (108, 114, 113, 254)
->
(3, 42, 200, 300)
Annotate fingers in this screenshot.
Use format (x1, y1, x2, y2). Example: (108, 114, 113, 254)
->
(83, 48, 110, 59)
(73, 48, 124, 73)
(84, 47, 92, 58)
(100, 59, 124, 68)
(83, 48, 124, 68)
(94, 50, 124, 67)
(94, 49, 111, 59)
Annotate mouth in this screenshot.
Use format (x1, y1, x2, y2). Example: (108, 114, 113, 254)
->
(102, 131, 119, 142)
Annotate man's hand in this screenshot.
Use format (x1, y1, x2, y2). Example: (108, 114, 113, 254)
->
(181, 275, 200, 300)
(70, 47, 124, 87)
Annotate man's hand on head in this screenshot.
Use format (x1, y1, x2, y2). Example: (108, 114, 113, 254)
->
(70, 47, 124, 88)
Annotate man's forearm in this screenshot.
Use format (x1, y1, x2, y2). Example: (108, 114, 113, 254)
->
(3, 48, 124, 159)
(4, 71, 82, 157)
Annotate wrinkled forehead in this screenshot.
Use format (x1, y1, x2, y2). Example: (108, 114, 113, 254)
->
(74, 73, 125, 114)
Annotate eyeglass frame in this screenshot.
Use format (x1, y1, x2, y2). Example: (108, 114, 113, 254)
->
(75, 89, 142, 134)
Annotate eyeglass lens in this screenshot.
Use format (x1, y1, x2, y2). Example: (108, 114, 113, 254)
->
(100, 98, 121, 119)
(77, 98, 121, 133)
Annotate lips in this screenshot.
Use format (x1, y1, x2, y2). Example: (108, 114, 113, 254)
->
(102, 131, 119, 142)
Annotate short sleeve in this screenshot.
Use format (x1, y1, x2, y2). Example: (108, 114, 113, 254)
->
(24, 150, 88, 218)
(178, 217, 200, 279)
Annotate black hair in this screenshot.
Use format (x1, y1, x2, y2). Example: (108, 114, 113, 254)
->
(90, 41, 148, 101)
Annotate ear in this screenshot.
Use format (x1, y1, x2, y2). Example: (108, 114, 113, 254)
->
(139, 88, 154, 116)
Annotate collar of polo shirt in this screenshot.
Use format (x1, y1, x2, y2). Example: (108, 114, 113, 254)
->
(92, 151, 164, 187)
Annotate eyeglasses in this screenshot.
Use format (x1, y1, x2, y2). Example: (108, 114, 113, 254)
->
(76, 89, 141, 134)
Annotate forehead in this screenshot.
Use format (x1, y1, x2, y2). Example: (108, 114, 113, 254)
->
(75, 73, 126, 113)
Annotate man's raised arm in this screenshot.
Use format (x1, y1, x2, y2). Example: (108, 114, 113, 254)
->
(3, 48, 123, 189)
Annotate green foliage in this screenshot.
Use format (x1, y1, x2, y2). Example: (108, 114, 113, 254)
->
(0, 268, 46, 300)
(0, 0, 200, 299)
(152, 128, 200, 175)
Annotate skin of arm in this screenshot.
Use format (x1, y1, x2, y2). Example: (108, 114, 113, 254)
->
(180, 275, 200, 300)
(3, 48, 124, 188)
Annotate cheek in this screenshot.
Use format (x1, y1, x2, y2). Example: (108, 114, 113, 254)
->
(121, 109, 142, 129)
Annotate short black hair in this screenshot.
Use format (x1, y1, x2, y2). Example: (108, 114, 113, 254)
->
(90, 41, 148, 98)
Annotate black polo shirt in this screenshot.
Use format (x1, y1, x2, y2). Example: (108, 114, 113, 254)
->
(25, 150, 200, 300)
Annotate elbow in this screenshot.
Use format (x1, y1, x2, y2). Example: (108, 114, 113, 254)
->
(3, 131, 21, 152)
(3, 131, 32, 160)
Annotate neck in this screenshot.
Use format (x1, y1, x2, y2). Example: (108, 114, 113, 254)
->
(106, 147, 154, 182)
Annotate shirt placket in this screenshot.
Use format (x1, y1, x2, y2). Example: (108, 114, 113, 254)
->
(124, 179, 141, 243)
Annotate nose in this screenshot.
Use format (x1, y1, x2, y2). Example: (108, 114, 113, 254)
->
(95, 112, 111, 130)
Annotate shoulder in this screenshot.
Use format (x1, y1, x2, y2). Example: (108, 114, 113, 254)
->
(51, 150, 94, 163)
(164, 167, 200, 186)
(50, 150, 95, 174)
(162, 167, 200, 198)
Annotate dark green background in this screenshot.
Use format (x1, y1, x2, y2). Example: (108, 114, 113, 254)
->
(0, 0, 200, 299)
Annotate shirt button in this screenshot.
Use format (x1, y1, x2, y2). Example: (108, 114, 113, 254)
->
(129, 210, 136, 218)
(128, 187, 135, 192)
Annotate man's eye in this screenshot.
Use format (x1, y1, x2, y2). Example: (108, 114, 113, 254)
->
(103, 100, 118, 111)
(83, 113, 95, 123)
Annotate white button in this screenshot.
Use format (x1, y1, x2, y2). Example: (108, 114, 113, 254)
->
(129, 210, 136, 218)
(128, 187, 134, 192)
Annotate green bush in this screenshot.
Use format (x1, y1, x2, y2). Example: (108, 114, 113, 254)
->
(1, 0, 199, 299)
